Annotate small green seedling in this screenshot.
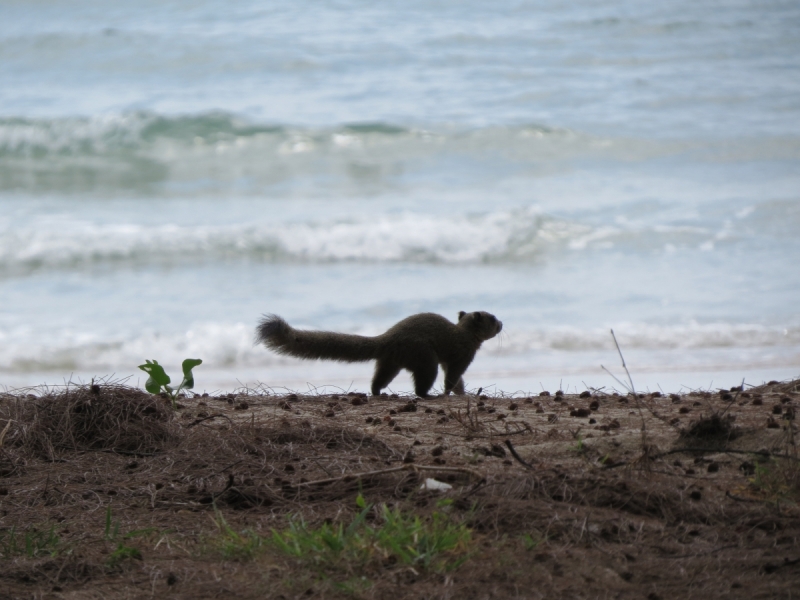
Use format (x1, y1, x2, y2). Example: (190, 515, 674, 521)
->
(138, 358, 202, 408)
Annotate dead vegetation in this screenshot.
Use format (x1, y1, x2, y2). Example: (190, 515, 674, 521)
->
(0, 378, 799, 599)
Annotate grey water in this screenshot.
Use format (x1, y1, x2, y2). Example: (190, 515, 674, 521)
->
(1, 0, 799, 394)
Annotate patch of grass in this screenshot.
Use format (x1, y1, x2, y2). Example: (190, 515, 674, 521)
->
(0, 525, 61, 558)
(211, 496, 473, 573)
(211, 506, 269, 561)
(103, 505, 155, 567)
(749, 459, 800, 505)
(521, 532, 546, 551)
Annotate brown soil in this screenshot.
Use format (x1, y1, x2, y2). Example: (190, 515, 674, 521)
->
(1, 379, 799, 599)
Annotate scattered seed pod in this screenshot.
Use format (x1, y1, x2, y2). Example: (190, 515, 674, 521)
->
(579, 391, 591, 398)
(752, 397, 763, 406)
(766, 417, 780, 429)
(707, 463, 719, 473)
(509, 402, 518, 410)
(589, 400, 600, 411)
(570, 408, 591, 418)
(679, 407, 690, 414)
(690, 490, 702, 501)
(324, 410, 335, 418)
(539, 391, 551, 397)
(772, 405, 783, 415)
(739, 461, 755, 475)
(431, 446, 444, 457)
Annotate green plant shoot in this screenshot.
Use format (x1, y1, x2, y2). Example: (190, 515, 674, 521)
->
(138, 358, 202, 408)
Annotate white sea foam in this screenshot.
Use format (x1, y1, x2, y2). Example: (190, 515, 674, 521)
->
(2, 320, 797, 376)
(2, 205, 731, 275)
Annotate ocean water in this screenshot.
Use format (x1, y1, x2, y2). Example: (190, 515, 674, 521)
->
(1, 0, 799, 395)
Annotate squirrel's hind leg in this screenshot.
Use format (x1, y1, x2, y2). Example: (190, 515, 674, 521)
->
(371, 360, 401, 396)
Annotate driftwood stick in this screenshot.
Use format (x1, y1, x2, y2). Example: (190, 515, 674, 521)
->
(294, 463, 484, 488)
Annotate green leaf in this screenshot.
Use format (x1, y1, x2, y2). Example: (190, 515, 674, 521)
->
(181, 358, 203, 389)
(138, 361, 171, 394)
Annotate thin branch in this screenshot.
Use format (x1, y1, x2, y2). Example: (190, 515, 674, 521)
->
(294, 463, 484, 488)
(505, 439, 537, 471)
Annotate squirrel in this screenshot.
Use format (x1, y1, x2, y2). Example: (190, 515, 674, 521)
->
(256, 311, 502, 398)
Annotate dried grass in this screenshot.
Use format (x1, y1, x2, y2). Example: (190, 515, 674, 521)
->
(0, 382, 179, 459)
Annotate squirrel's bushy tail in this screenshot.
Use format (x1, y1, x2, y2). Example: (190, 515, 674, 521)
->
(256, 315, 380, 363)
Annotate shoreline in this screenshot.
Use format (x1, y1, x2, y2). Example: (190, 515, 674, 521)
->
(3, 362, 799, 398)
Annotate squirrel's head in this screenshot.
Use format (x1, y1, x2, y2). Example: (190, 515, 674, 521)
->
(457, 311, 503, 340)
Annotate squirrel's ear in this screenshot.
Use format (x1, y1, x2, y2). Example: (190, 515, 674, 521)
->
(473, 311, 483, 322)
(458, 311, 466, 321)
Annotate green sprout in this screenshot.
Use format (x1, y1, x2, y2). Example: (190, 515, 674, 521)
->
(138, 358, 202, 409)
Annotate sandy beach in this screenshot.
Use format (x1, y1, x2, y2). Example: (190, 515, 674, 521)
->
(1, 378, 798, 598)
